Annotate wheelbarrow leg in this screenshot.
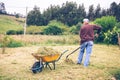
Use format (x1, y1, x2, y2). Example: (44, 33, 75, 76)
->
(45, 62, 56, 70)
(45, 62, 52, 70)
(52, 62, 55, 70)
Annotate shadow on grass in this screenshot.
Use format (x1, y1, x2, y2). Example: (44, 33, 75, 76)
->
(109, 68, 120, 80)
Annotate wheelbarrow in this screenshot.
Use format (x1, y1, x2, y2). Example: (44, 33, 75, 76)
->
(31, 50, 68, 73)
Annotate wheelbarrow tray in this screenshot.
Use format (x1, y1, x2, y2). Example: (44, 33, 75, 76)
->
(32, 53, 60, 62)
(31, 50, 68, 71)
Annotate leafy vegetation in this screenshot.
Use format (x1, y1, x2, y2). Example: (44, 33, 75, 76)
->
(94, 16, 119, 44)
(6, 30, 24, 35)
(104, 27, 118, 45)
(43, 25, 62, 35)
(94, 16, 117, 32)
(27, 6, 44, 26)
(69, 22, 82, 34)
(0, 35, 24, 48)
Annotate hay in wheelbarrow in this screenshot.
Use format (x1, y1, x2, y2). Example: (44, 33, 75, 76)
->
(32, 47, 61, 62)
(34, 47, 60, 56)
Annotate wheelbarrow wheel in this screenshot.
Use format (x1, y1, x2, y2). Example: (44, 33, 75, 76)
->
(31, 61, 43, 73)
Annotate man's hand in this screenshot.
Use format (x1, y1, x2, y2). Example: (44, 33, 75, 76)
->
(95, 33, 99, 38)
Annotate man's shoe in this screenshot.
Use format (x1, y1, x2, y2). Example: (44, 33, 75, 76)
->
(77, 63, 81, 65)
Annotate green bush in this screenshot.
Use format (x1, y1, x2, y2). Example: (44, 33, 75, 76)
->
(7, 40, 23, 47)
(94, 16, 118, 44)
(1, 36, 11, 47)
(48, 20, 68, 29)
(69, 26, 78, 34)
(16, 30, 24, 35)
(116, 22, 120, 33)
(118, 30, 120, 33)
(6, 30, 24, 35)
(69, 22, 82, 34)
(43, 25, 62, 35)
(94, 16, 117, 32)
(104, 27, 118, 45)
(6, 30, 16, 35)
(76, 22, 82, 30)
(94, 32, 104, 43)
(116, 22, 120, 29)
(48, 20, 68, 34)
(1, 36, 24, 48)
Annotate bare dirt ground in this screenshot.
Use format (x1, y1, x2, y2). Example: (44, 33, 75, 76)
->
(0, 45, 120, 80)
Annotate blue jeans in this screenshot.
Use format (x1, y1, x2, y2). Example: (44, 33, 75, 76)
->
(77, 41, 93, 67)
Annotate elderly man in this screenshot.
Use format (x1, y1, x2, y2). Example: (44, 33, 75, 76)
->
(77, 18, 102, 67)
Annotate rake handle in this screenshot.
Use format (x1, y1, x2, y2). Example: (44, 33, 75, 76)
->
(66, 46, 80, 59)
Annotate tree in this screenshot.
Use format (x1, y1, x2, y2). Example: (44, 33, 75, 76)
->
(42, 1, 87, 26)
(101, 9, 107, 16)
(76, 4, 86, 22)
(0, 2, 6, 14)
(109, 2, 117, 16)
(109, 2, 120, 21)
(87, 5, 95, 21)
(94, 4, 101, 18)
(42, 5, 60, 25)
(27, 6, 44, 26)
(59, 1, 78, 26)
(117, 3, 120, 21)
(15, 14, 19, 18)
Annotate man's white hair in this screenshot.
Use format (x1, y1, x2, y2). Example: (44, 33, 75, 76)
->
(83, 18, 89, 23)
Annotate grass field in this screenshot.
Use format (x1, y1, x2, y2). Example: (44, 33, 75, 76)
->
(0, 44, 120, 80)
(0, 15, 24, 34)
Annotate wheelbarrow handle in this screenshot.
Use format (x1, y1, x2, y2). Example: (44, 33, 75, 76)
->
(56, 49, 68, 62)
(61, 50, 69, 55)
(66, 46, 80, 59)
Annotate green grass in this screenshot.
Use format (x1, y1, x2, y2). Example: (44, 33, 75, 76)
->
(0, 75, 13, 80)
(0, 15, 24, 34)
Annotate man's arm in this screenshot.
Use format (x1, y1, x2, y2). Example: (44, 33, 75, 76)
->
(95, 33, 99, 38)
(93, 25, 102, 34)
(93, 25, 102, 38)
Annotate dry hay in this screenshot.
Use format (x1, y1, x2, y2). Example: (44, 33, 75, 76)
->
(34, 47, 60, 56)
(64, 58, 74, 64)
